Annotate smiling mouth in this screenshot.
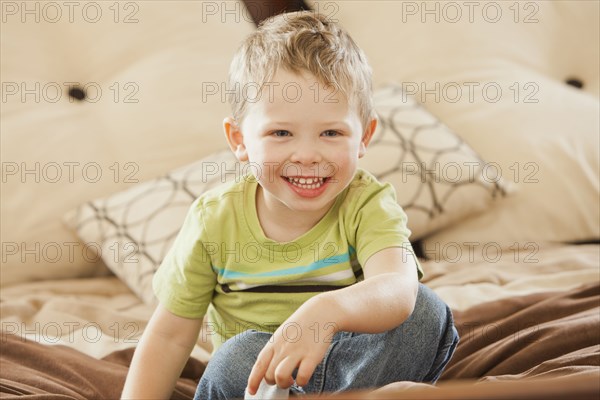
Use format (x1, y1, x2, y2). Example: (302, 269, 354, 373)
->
(283, 176, 329, 189)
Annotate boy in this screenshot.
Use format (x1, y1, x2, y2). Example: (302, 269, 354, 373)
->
(121, 11, 458, 399)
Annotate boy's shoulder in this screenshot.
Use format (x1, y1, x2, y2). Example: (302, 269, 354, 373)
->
(340, 168, 399, 212)
(349, 168, 379, 187)
(190, 175, 249, 213)
(346, 168, 390, 196)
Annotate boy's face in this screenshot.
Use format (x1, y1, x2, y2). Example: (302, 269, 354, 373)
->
(224, 69, 376, 218)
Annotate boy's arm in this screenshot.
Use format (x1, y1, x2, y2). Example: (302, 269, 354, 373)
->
(121, 303, 203, 399)
(324, 245, 419, 333)
(247, 246, 418, 394)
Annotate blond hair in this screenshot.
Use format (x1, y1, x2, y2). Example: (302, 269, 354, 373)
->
(227, 11, 374, 131)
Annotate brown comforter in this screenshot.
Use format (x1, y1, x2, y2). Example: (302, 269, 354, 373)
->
(1, 283, 599, 399)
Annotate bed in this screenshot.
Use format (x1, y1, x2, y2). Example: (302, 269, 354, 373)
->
(1, 0, 599, 399)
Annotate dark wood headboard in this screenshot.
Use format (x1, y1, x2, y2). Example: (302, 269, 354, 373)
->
(242, 0, 311, 26)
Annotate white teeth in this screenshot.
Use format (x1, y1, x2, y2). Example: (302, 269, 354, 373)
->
(285, 176, 326, 189)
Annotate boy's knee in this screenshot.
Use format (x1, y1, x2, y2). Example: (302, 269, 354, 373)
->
(412, 284, 456, 340)
(210, 329, 270, 366)
(412, 286, 460, 383)
(198, 330, 271, 396)
(415, 284, 449, 316)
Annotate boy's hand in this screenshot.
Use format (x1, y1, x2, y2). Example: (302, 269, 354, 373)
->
(246, 296, 338, 395)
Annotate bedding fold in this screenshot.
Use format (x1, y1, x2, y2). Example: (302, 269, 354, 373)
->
(441, 282, 600, 380)
(0, 334, 203, 399)
(1, 282, 598, 398)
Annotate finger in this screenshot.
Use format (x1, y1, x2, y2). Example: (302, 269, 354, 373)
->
(273, 355, 298, 389)
(295, 357, 320, 387)
(247, 346, 274, 395)
(264, 351, 279, 386)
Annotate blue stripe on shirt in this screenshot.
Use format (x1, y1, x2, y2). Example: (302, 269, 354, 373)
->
(212, 245, 357, 280)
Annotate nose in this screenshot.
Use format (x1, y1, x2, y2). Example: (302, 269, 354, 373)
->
(289, 137, 322, 166)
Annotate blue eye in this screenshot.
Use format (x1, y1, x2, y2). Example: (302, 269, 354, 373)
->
(272, 130, 291, 137)
(322, 130, 340, 137)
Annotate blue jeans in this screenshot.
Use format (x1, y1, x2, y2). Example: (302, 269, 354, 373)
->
(194, 284, 459, 399)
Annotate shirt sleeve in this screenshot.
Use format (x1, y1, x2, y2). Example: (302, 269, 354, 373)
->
(152, 198, 217, 319)
(347, 176, 424, 280)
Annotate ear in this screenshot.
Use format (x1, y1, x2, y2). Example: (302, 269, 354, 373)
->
(223, 117, 249, 162)
(358, 117, 378, 158)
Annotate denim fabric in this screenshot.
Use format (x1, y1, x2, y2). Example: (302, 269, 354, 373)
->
(194, 284, 459, 400)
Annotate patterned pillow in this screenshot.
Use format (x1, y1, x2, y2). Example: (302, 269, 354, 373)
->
(63, 85, 512, 303)
(63, 150, 238, 304)
(360, 84, 513, 238)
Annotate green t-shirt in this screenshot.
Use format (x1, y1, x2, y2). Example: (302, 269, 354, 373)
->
(153, 168, 422, 352)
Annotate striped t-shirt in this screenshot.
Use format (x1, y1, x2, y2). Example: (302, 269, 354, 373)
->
(153, 168, 422, 352)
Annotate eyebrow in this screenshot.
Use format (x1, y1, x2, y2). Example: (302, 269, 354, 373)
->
(318, 121, 351, 129)
(264, 121, 351, 130)
(265, 122, 294, 127)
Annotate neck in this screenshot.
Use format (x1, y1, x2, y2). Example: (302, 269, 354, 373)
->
(255, 185, 333, 241)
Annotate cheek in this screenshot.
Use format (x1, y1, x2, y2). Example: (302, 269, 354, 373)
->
(260, 143, 287, 161)
(332, 141, 361, 159)
(247, 147, 282, 172)
(245, 142, 268, 159)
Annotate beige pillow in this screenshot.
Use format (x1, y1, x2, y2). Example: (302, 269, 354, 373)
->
(1, 1, 255, 286)
(316, 0, 599, 261)
(421, 77, 599, 261)
(64, 85, 512, 302)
